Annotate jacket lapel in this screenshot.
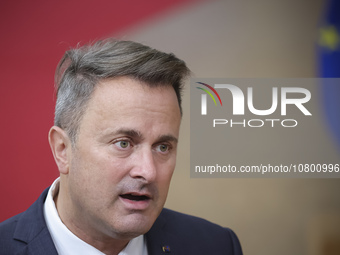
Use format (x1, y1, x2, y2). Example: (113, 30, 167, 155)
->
(145, 210, 181, 255)
(13, 188, 58, 255)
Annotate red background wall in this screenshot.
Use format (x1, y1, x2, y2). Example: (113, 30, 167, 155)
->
(0, 0, 202, 221)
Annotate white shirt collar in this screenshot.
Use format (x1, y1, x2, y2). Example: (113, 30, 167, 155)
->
(43, 177, 148, 255)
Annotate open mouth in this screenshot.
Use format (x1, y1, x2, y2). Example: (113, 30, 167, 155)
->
(120, 194, 150, 201)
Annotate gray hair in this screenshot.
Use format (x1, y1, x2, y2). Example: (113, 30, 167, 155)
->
(54, 39, 190, 143)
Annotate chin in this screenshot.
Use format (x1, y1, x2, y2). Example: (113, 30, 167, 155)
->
(111, 213, 155, 239)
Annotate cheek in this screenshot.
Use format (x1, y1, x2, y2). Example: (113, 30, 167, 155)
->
(75, 147, 127, 179)
(69, 152, 117, 198)
(157, 161, 176, 194)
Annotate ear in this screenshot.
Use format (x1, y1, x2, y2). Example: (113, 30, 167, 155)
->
(48, 126, 71, 175)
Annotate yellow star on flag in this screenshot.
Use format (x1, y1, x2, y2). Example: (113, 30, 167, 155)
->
(319, 25, 340, 51)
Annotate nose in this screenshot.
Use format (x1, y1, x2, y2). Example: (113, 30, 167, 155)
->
(129, 148, 157, 183)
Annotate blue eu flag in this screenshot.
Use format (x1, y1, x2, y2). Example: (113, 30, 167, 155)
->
(319, 0, 340, 149)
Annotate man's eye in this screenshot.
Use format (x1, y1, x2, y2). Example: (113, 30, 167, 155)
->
(157, 144, 169, 153)
(115, 140, 130, 149)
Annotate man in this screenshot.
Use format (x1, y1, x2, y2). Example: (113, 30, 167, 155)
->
(0, 39, 242, 255)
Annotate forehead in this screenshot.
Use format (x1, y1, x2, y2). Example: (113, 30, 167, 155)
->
(78, 76, 181, 135)
(91, 77, 179, 113)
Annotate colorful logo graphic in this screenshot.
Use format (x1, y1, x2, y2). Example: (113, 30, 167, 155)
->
(196, 82, 222, 115)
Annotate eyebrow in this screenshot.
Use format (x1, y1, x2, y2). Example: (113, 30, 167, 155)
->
(157, 135, 178, 144)
(112, 128, 178, 144)
(114, 128, 144, 140)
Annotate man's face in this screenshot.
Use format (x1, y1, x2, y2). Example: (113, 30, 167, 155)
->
(63, 77, 181, 240)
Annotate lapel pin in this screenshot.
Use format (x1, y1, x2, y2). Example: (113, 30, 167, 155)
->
(162, 245, 171, 253)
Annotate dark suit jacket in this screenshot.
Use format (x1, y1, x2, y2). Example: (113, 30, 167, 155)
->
(0, 188, 242, 255)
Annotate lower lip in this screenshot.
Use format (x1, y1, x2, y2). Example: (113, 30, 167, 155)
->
(119, 196, 151, 210)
